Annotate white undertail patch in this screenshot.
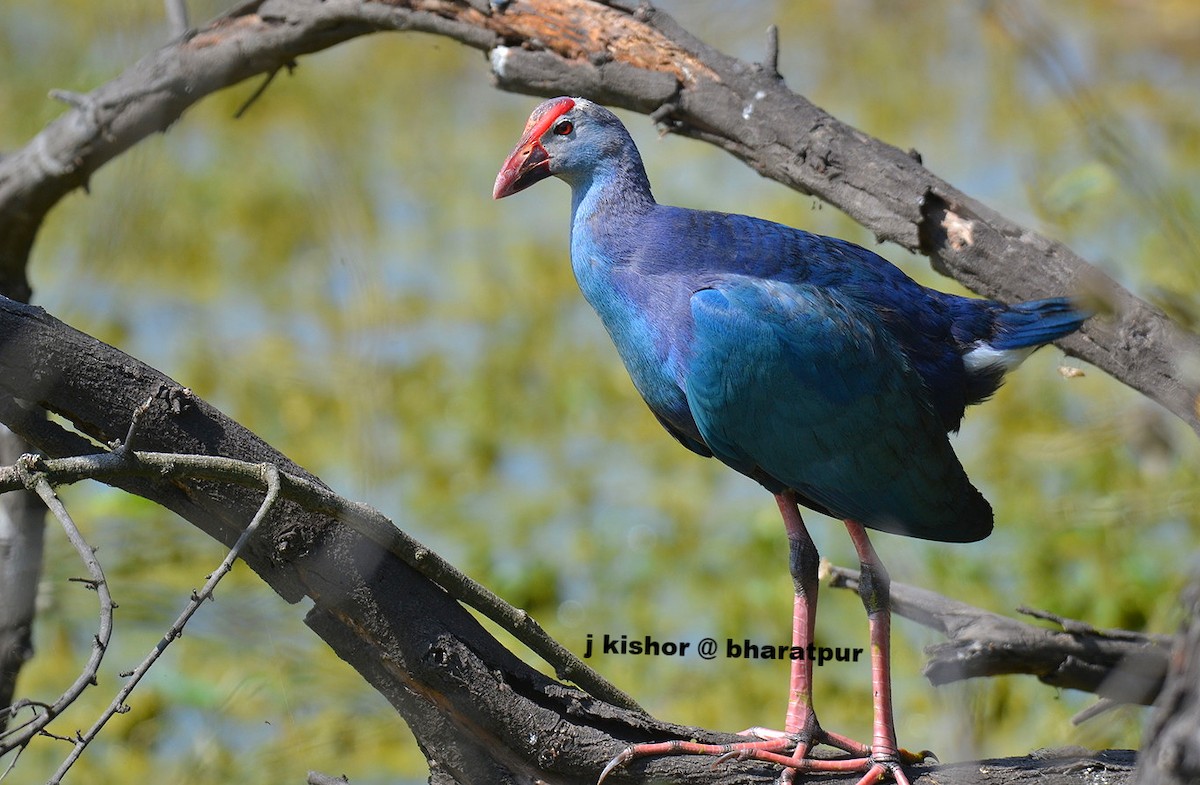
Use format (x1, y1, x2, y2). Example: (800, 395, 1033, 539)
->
(963, 343, 1035, 374)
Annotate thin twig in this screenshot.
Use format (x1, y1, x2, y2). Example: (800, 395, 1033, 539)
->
(0, 463, 114, 757)
(1071, 697, 1120, 725)
(234, 66, 291, 120)
(0, 700, 50, 737)
(109, 394, 155, 458)
(1017, 605, 1155, 642)
(762, 24, 780, 78)
(0, 740, 23, 780)
(46, 463, 281, 784)
(164, 0, 189, 38)
(307, 772, 349, 785)
(0, 449, 641, 712)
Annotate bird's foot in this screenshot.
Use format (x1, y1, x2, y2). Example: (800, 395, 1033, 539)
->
(852, 756, 914, 785)
(598, 728, 932, 784)
(734, 725, 932, 768)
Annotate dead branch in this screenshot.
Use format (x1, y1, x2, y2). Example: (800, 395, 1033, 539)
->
(824, 564, 1173, 711)
(307, 772, 349, 785)
(0, 425, 44, 735)
(1134, 579, 1200, 785)
(0, 462, 114, 757)
(0, 444, 639, 714)
(164, 0, 191, 38)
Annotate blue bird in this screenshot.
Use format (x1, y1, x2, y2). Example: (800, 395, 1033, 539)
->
(494, 97, 1087, 785)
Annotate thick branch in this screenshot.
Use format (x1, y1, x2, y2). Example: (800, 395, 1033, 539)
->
(0, 0, 1194, 432)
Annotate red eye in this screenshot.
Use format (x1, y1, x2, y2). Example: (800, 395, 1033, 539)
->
(553, 119, 573, 135)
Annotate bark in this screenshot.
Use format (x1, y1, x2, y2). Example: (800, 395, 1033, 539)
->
(0, 0, 1195, 435)
(0, 172, 44, 730)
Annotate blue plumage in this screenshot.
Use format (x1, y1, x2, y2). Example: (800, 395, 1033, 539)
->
(495, 97, 1086, 544)
(989, 297, 1090, 350)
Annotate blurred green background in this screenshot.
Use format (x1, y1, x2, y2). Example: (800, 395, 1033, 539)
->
(3, 1, 1199, 783)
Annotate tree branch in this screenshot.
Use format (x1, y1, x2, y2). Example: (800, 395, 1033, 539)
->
(1134, 578, 1200, 785)
(0, 0, 1195, 432)
(0, 426, 44, 735)
(164, 0, 191, 38)
(0, 444, 640, 715)
(0, 461, 114, 758)
(824, 564, 1173, 711)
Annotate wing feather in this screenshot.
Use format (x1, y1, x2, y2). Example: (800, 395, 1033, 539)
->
(685, 280, 992, 542)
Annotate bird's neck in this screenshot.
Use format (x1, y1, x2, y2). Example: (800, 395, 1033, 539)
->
(568, 147, 656, 224)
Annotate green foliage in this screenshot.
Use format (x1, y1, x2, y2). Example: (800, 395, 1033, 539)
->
(3, 0, 1198, 782)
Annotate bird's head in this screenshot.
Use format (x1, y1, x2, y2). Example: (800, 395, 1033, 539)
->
(493, 97, 631, 199)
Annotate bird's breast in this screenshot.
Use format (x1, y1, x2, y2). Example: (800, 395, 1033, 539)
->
(569, 247, 703, 446)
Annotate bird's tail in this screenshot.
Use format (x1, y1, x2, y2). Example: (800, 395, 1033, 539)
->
(990, 297, 1089, 350)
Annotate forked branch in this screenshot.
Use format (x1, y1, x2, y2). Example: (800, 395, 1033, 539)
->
(0, 463, 114, 758)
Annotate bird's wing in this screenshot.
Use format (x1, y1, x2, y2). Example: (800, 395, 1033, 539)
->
(684, 279, 993, 542)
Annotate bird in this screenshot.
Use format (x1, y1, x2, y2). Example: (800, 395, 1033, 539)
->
(493, 96, 1087, 785)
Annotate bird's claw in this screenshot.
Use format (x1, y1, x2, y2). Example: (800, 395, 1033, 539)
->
(855, 756, 914, 785)
(597, 747, 635, 784)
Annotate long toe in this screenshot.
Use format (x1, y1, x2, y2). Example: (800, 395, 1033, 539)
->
(596, 732, 930, 783)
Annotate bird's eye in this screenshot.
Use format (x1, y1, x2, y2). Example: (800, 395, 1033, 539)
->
(553, 119, 573, 136)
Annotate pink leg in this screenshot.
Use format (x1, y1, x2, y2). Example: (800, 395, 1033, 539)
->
(771, 492, 877, 769)
(597, 509, 926, 785)
(778, 490, 819, 738)
(843, 520, 913, 785)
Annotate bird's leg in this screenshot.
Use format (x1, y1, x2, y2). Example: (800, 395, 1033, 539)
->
(692, 523, 927, 784)
(741, 492, 872, 763)
(598, 495, 875, 784)
(842, 520, 922, 785)
(599, 514, 931, 785)
(780, 490, 819, 738)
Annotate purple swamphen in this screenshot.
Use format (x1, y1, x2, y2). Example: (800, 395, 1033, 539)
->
(494, 97, 1087, 784)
